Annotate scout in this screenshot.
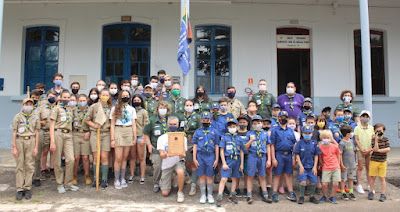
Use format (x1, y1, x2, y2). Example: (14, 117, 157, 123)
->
(251, 79, 276, 119)
(12, 98, 40, 200)
(244, 115, 272, 204)
(226, 86, 246, 119)
(192, 111, 219, 204)
(294, 125, 321, 204)
(339, 125, 357, 201)
(193, 86, 212, 113)
(49, 90, 79, 193)
(216, 119, 244, 207)
(167, 83, 186, 115)
(298, 97, 315, 128)
(31, 89, 44, 187)
(212, 97, 235, 137)
(72, 94, 92, 186)
(143, 84, 158, 115)
(85, 89, 113, 189)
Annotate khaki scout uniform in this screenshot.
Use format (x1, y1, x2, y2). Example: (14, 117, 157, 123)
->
(251, 91, 276, 119)
(12, 111, 40, 192)
(50, 104, 75, 186)
(227, 98, 246, 119)
(85, 102, 111, 152)
(73, 107, 91, 156)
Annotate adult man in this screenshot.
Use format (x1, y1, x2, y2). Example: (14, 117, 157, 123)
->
(226, 86, 246, 119)
(70, 82, 81, 95)
(277, 82, 304, 119)
(49, 73, 68, 98)
(251, 79, 276, 119)
(167, 83, 186, 116)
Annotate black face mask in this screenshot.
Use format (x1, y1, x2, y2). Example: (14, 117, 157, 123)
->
(33, 100, 38, 106)
(263, 127, 270, 131)
(376, 131, 384, 137)
(133, 102, 141, 107)
(48, 97, 56, 104)
(39, 90, 44, 96)
(279, 118, 288, 125)
(227, 92, 235, 99)
(72, 89, 79, 95)
(197, 92, 204, 97)
(239, 125, 247, 130)
(303, 106, 311, 110)
(121, 97, 130, 103)
(202, 123, 211, 128)
(143, 93, 152, 98)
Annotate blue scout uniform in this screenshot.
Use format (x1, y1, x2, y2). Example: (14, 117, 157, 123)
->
(212, 113, 235, 137)
(246, 130, 269, 177)
(298, 111, 315, 128)
(193, 125, 219, 177)
(294, 139, 321, 184)
(220, 132, 243, 179)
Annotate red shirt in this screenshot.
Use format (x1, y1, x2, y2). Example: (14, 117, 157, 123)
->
(319, 143, 340, 171)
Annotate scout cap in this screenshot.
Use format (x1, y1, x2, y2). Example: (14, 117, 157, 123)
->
(278, 111, 288, 117)
(360, 110, 371, 118)
(302, 125, 314, 133)
(201, 111, 212, 120)
(226, 118, 238, 126)
(237, 115, 249, 122)
(211, 102, 219, 110)
(144, 84, 153, 89)
(304, 97, 313, 103)
(272, 103, 281, 109)
(252, 115, 263, 121)
(22, 98, 34, 105)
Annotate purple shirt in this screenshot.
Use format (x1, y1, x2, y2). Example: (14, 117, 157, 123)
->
(277, 93, 304, 119)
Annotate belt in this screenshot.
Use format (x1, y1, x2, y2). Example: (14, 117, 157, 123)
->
(17, 135, 33, 140)
(277, 151, 291, 156)
(74, 129, 88, 133)
(56, 129, 71, 133)
(229, 155, 239, 160)
(116, 125, 132, 128)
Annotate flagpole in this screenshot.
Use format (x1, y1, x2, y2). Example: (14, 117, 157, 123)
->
(183, 0, 190, 99)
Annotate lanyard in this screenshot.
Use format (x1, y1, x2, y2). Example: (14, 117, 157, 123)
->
(230, 134, 238, 159)
(203, 129, 210, 151)
(255, 131, 262, 157)
(160, 117, 167, 133)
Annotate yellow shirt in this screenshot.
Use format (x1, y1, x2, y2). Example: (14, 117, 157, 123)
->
(354, 125, 374, 150)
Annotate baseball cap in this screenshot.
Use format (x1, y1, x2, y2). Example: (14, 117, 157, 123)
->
(252, 115, 263, 121)
(272, 103, 281, 109)
(201, 111, 212, 119)
(278, 111, 288, 117)
(360, 110, 371, 118)
(22, 98, 34, 105)
(302, 125, 314, 133)
(304, 97, 313, 103)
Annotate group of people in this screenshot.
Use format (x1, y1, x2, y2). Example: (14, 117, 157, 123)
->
(12, 70, 391, 207)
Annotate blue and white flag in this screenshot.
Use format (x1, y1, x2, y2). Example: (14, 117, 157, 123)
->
(177, 0, 192, 76)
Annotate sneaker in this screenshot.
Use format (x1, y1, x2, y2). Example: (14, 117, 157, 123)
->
(342, 193, 349, 201)
(267, 187, 272, 197)
(368, 191, 374, 200)
(66, 184, 79, 191)
(287, 192, 297, 202)
(262, 194, 272, 204)
(128, 176, 134, 184)
(85, 176, 92, 185)
(223, 186, 230, 196)
(199, 194, 207, 204)
(235, 188, 242, 198)
(247, 195, 253, 204)
(139, 177, 145, 185)
(114, 180, 122, 189)
(216, 195, 223, 207)
(379, 194, 386, 202)
(207, 194, 215, 204)
(328, 197, 337, 204)
(298, 196, 304, 204)
(24, 190, 32, 200)
(16, 191, 24, 200)
(177, 191, 185, 203)
(57, 185, 66, 194)
(33, 179, 41, 187)
(44, 169, 51, 178)
(189, 183, 197, 196)
(101, 180, 108, 190)
(356, 184, 365, 194)
(272, 193, 279, 203)
(153, 184, 160, 193)
(310, 196, 320, 204)
(349, 193, 357, 201)
(71, 177, 78, 185)
(319, 196, 327, 203)
(121, 179, 128, 188)
(228, 195, 238, 204)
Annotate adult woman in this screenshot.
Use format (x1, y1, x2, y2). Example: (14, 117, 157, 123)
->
(87, 88, 99, 106)
(336, 90, 360, 122)
(192, 86, 211, 113)
(109, 83, 119, 106)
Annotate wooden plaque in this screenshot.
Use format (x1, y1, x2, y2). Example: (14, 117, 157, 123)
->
(167, 132, 185, 156)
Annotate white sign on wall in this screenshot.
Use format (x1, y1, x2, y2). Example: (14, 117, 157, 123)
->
(277, 34, 310, 49)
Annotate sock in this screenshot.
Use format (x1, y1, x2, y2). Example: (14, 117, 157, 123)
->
(349, 188, 354, 193)
(121, 169, 126, 181)
(299, 185, 306, 197)
(308, 185, 316, 196)
(191, 172, 198, 185)
(200, 183, 206, 196)
(341, 189, 345, 193)
(114, 170, 120, 181)
(101, 165, 109, 181)
(207, 183, 213, 196)
(262, 191, 268, 196)
(247, 191, 252, 197)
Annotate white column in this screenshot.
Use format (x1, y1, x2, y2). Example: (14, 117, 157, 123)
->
(359, 0, 373, 115)
(0, 0, 4, 59)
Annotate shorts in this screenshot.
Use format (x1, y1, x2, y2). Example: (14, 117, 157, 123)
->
(90, 131, 111, 152)
(136, 136, 144, 144)
(115, 126, 133, 147)
(274, 152, 293, 175)
(341, 168, 356, 181)
(160, 161, 186, 191)
(196, 152, 215, 177)
(41, 130, 50, 148)
(73, 132, 91, 156)
(186, 146, 194, 163)
(246, 153, 266, 177)
(221, 157, 242, 179)
(321, 169, 341, 183)
(298, 168, 318, 184)
(243, 154, 249, 175)
(369, 161, 387, 177)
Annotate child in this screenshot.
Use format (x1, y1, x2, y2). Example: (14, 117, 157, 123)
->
(339, 125, 357, 201)
(216, 120, 244, 207)
(193, 112, 219, 204)
(212, 97, 235, 137)
(368, 123, 390, 202)
(236, 115, 251, 197)
(294, 125, 320, 204)
(319, 130, 341, 204)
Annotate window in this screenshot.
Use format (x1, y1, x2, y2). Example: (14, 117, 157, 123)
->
(354, 30, 386, 95)
(103, 23, 151, 85)
(195, 25, 231, 94)
(24, 26, 60, 92)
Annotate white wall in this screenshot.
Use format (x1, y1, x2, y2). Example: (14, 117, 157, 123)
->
(0, 2, 399, 98)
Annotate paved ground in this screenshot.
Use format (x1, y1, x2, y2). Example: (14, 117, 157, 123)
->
(0, 148, 400, 212)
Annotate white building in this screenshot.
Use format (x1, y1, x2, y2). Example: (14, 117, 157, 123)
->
(0, 0, 399, 147)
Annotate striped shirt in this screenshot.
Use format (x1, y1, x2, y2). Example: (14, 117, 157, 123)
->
(371, 137, 390, 162)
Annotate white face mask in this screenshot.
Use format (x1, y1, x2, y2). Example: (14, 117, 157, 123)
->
(22, 105, 34, 114)
(68, 101, 77, 107)
(165, 81, 172, 87)
(90, 94, 98, 101)
(259, 85, 267, 91)
(131, 80, 138, 87)
(158, 108, 167, 116)
(184, 106, 194, 113)
(110, 88, 118, 95)
(254, 123, 263, 131)
(228, 127, 237, 134)
(287, 124, 296, 130)
(343, 96, 352, 103)
(122, 86, 130, 91)
(286, 87, 295, 95)
(151, 83, 158, 89)
(97, 85, 105, 92)
(321, 138, 330, 145)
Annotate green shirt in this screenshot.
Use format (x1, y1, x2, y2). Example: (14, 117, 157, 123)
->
(193, 99, 211, 113)
(143, 115, 168, 151)
(168, 96, 186, 115)
(144, 97, 158, 115)
(251, 91, 276, 119)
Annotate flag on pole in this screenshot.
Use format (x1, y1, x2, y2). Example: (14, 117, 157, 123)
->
(177, 0, 192, 76)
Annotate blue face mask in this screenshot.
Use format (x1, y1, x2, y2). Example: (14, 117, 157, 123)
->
(344, 114, 352, 120)
(54, 79, 62, 86)
(79, 102, 87, 107)
(303, 134, 312, 140)
(169, 126, 179, 132)
(336, 116, 344, 122)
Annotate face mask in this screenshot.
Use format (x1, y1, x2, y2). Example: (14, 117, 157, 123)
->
(321, 139, 330, 145)
(350, 132, 354, 138)
(317, 122, 325, 129)
(279, 118, 288, 125)
(68, 101, 77, 107)
(151, 83, 158, 89)
(253, 123, 263, 131)
(22, 105, 33, 114)
(39, 90, 44, 96)
(344, 114, 352, 120)
(158, 108, 167, 116)
(219, 106, 227, 112)
(72, 89, 79, 95)
(324, 114, 331, 120)
(48, 97, 56, 104)
(286, 87, 295, 95)
(239, 125, 247, 130)
(169, 126, 178, 132)
(227, 92, 235, 99)
(376, 131, 384, 137)
(343, 96, 352, 103)
(79, 101, 87, 107)
(259, 85, 267, 91)
(165, 81, 172, 87)
(287, 124, 296, 130)
(228, 127, 237, 134)
(133, 102, 141, 107)
(90, 94, 98, 101)
(131, 80, 138, 87)
(303, 134, 312, 140)
(121, 86, 130, 91)
(100, 96, 109, 103)
(197, 92, 204, 97)
(336, 116, 344, 122)
(202, 123, 211, 128)
(53, 79, 62, 86)
(59, 100, 69, 106)
(360, 117, 370, 123)
(33, 100, 38, 106)
(121, 97, 130, 103)
(184, 106, 193, 113)
(143, 93, 152, 98)
(97, 85, 105, 92)
(263, 127, 270, 131)
(159, 77, 165, 84)
(303, 105, 311, 110)
(110, 88, 118, 95)
(171, 89, 181, 97)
